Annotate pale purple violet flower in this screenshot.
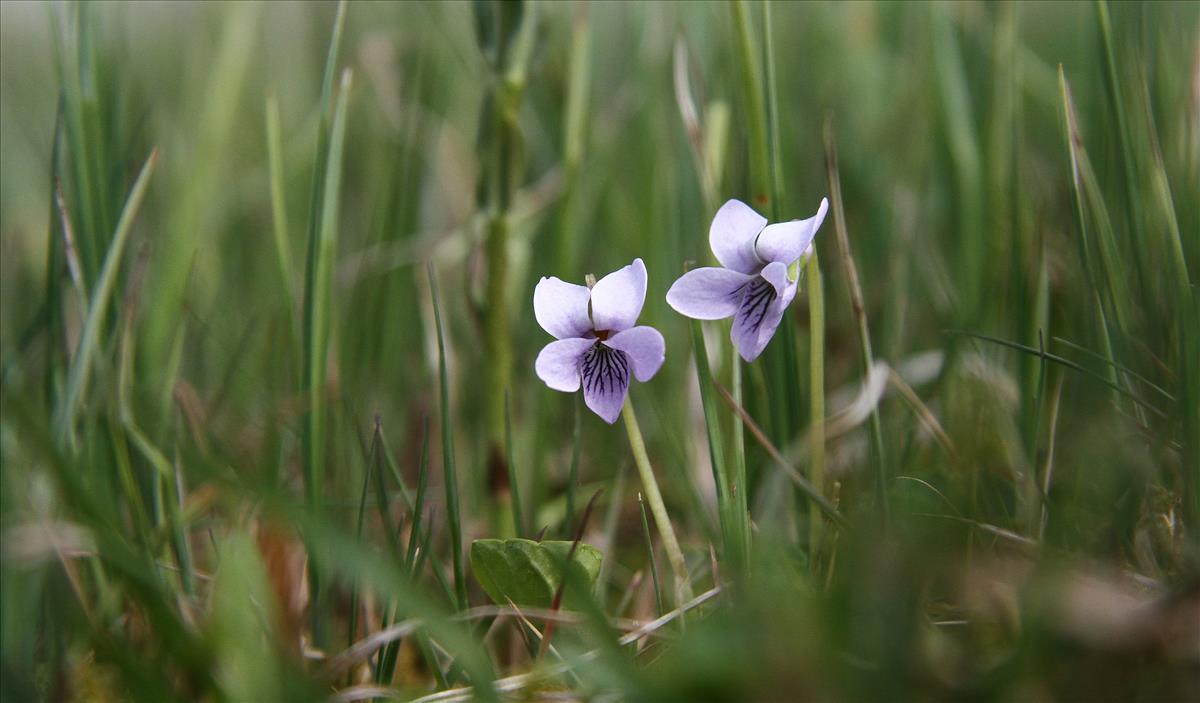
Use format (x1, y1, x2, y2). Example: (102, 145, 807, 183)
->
(666, 198, 828, 362)
(534, 258, 665, 424)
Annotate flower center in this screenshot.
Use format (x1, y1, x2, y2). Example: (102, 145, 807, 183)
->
(594, 329, 612, 341)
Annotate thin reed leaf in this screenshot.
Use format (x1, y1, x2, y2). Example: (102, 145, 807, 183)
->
(729, 0, 769, 207)
(346, 418, 379, 673)
(714, 380, 846, 529)
(1095, 1, 1147, 286)
(823, 120, 888, 527)
(688, 318, 744, 574)
(428, 262, 468, 611)
(301, 66, 353, 646)
(370, 422, 404, 562)
(931, 4, 984, 315)
(405, 420, 431, 573)
(54, 148, 158, 448)
(265, 94, 299, 358)
(41, 101, 67, 407)
(951, 331, 1168, 420)
(639, 493, 664, 618)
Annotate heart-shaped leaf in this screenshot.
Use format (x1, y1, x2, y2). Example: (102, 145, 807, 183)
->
(470, 538, 602, 611)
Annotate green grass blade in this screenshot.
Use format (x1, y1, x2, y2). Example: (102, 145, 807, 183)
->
(54, 148, 158, 448)
(406, 419, 431, 572)
(931, 4, 984, 317)
(689, 319, 743, 574)
(729, 0, 770, 207)
(823, 120, 888, 527)
(638, 492, 664, 618)
(428, 262, 468, 611)
(346, 419, 378, 680)
(301, 66, 353, 647)
(265, 94, 300, 361)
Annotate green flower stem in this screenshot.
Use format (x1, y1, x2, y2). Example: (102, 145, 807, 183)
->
(806, 252, 827, 554)
(621, 397, 693, 605)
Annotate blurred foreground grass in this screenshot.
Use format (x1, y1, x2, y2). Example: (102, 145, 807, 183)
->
(1, 1, 1198, 701)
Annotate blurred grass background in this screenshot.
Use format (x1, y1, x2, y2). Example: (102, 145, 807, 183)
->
(1, 1, 1197, 701)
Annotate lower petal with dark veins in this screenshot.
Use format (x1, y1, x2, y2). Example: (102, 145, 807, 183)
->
(581, 343, 631, 424)
(730, 275, 780, 362)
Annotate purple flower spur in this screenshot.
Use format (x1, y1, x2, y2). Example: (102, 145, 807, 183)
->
(534, 258, 665, 423)
(666, 198, 828, 361)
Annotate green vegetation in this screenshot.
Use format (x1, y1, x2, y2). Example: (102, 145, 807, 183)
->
(1, 1, 1196, 700)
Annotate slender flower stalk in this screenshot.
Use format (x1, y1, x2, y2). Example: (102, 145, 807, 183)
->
(622, 398, 693, 606)
(806, 252, 827, 554)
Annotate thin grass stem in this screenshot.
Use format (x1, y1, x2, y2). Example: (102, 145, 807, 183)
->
(638, 493, 664, 618)
(428, 263, 468, 611)
(823, 119, 889, 527)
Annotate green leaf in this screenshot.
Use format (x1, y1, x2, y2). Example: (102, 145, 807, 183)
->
(470, 538, 602, 612)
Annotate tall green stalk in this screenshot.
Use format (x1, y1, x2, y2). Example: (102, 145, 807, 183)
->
(622, 398, 693, 606)
(481, 1, 537, 472)
(806, 252, 827, 553)
(556, 3, 591, 275)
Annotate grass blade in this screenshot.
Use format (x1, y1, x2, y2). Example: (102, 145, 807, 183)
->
(823, 119, 888, 527)
(428, 262, 468, 611)
(714, 381, 846, 530)
(639, 492, 664, 618)
(54, 148, 158, 448)
(405, 420, 431, 573)
(265, 93, 300, 360)
(688, 318, 743, 574)
(301, 66, 353, 647)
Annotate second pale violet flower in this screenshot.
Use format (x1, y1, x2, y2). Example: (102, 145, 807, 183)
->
(534, 258, 665, 424)
(666, 198, 828, 362)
